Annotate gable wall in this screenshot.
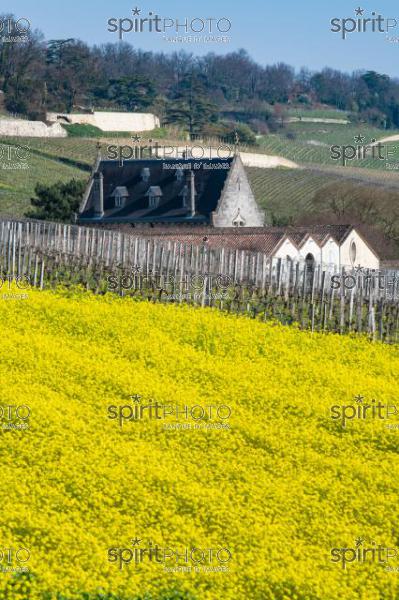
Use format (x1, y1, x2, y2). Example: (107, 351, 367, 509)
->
(273, 238, 300, 261)
(340, 230, 380, 269)
(321, 238, 340, 269)
(298, 237, 322, 264)
(212, 155, 265, 227)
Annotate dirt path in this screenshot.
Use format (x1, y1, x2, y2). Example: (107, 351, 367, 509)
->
(287, 117, 349, 124)
(165, 146, 300, 169)
(370, 134, 399, 146)
(240, 151, 299, 169)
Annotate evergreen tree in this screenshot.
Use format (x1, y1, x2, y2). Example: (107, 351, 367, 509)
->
(28, 179, 86, 222)
(165, 72, 218, 138)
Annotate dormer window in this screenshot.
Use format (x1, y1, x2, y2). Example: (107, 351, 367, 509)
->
(232, 208, 246, 227)
(146, 186, 162, 209)
(111, 186, 129, 208)
(141, 167, 150, 183)
(176, 168, 184, 182)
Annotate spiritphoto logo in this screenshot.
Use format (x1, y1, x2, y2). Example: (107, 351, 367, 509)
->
(106, 137, 234, 167)
(331, 537, 399, 571)
(0, 144, 30, 170)
(0, 546, 30, 573)
(330, 134, 397, 167)
(107, 7, 232, 43)
(0, 17, 30, 43)
(0, 404, 30, 431)
(0, 275, 31, 289)
(330, 269, 399, 298)
(330, 395, 398, 428)
(108, 394, 231, 429)
(330, 8, 398, 41)
(108, 537, 232, 572)
(1, 274, 31, 301)
(107, 268, 232, 301)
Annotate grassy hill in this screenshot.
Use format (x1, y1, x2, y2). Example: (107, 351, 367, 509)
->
(286, 107, 350, 120)
(257, 123, 399, 169)
(247, 168, 339, 221)
(0, 137, 96, 216)
(1, 121, 399, 232)
(1, 287, 399, 599)
(248, 164, 399, 224)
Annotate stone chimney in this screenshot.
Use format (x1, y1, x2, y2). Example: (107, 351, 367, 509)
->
(93, 171, 104, 218)
(190, 171, 196, 217)
(141, 167, 150, 183)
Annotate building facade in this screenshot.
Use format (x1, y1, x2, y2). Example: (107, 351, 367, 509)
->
(79, 155, 265, 228)
(79, 155, 380, 270)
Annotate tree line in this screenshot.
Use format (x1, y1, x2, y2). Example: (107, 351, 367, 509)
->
(2, 12, 399, 138)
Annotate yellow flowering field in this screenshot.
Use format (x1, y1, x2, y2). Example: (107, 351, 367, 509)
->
(0, 287, 399, 600)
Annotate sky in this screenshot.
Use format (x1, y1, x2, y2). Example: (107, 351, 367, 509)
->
(7, 0, 399, 76)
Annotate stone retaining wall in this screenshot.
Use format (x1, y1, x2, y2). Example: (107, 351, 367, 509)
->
(47, 111, 160, 132)
(0, 120, 67, 137)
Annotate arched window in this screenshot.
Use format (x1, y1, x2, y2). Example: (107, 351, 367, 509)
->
(305, 253, 315, 289)
(350, 240, 357, 265)
(305, 253, 315, 271)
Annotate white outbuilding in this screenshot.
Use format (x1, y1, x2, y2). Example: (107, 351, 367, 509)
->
(143, 225, 380, 271)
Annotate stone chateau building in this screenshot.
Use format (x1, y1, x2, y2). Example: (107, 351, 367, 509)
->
(79, 154, 264, 228)
(79, 155, 380, 269)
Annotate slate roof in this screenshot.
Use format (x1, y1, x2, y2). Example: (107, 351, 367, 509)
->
(79, 158, 233, 223)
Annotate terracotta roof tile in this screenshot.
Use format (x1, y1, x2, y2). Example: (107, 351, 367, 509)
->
(113, 225, 355, 256)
